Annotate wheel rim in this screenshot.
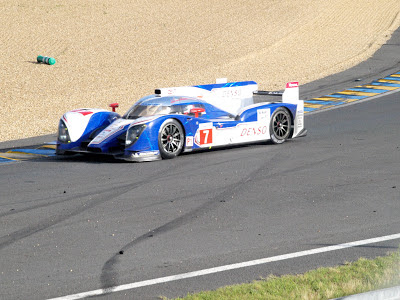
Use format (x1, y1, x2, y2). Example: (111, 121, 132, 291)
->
(273, 111, 290, 139)
(161, 123, 182, 154)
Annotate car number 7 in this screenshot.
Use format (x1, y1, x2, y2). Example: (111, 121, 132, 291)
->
(200, 129, 212, 145)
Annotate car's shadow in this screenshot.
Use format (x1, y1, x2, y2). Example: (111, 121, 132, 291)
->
(45, 153, 126, 164)
(40, 140, 282, 164)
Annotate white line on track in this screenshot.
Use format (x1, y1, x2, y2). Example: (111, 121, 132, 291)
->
(48, 233, 400, 300)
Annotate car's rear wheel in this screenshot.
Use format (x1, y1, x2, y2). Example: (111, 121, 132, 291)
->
(158, 119, 184, 159)
(270, 108, 292, 144)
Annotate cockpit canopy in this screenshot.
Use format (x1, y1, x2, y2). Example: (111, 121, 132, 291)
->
(123, 96, 208, 119)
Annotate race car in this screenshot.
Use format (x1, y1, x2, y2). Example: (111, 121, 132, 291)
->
(56, 79, 307, 162)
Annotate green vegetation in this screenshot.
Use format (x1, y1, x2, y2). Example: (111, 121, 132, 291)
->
(172, 251, 400, 300)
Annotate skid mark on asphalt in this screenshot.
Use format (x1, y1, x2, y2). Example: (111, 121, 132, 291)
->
(0, 164, 181, 251)
(99, 152, 289, 290)
(98, 151, 349, 292)
(304, 71, 400, 112)
(0, 186, 132, 251)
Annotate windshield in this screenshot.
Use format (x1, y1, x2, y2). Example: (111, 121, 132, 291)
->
(124, 105, 172, 119)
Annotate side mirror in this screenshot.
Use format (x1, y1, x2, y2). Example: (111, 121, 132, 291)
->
(190, 107, 205, 118)
(109, 103, 119, 112)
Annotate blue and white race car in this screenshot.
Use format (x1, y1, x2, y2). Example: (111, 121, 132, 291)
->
(56, 80, 307, 162)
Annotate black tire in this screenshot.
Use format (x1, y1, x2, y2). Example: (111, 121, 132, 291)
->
(270, 108, 292, 144)
(158, 119, 184, 159)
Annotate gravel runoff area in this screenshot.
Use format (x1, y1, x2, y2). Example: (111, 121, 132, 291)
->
(1, 0, 400, 142)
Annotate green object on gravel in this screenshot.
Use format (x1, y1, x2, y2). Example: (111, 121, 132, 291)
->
(37, 55, 56, 65)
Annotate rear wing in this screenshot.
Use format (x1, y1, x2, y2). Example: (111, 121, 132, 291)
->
(253, 82, 300, 103)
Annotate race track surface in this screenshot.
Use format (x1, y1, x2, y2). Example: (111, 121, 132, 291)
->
(1, 89, 399, 299)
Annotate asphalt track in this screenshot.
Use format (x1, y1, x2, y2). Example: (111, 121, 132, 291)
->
(0, 87, 399, 300)
(1, 30, 400, 300)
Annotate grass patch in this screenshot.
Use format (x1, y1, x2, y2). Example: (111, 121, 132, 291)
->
(171, 250, 400, 300)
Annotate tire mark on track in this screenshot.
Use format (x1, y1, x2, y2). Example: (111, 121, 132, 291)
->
(98, 152, 285, 291)
(0, 159, 195, 218)
(0, 156, 231, 250)
(0, 185, 132, 251)
(99, 153, 337, 292)
(0, 166, 178, 250)
(99, 180, 249, 291)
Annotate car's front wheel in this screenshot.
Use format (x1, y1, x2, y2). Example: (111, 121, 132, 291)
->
(270, 108, 292, 144)
(158, 119, 184, 159)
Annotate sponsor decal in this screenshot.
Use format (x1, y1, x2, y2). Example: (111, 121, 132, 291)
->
(296, 109, 304, 128)
(257, 109, 269, 121)
(167, 88, 176, 95)
(90, 119, 131, 144)
(198, 122, 213, 129)
(286, 82, 299, 88)
(220, 88, 241, 98)
(186, 136, 194, 147)
(171, 97, 192, 103)
(240, 126, 268, 137)
(132, 151, 160, 158)
(71, 109, 93, 116)
(131, 116, 158, 126)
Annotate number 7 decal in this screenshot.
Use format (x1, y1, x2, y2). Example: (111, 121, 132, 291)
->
(200, 129, 213, 145)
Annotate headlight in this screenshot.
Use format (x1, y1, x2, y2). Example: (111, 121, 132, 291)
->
(58, 120, 71, 143)
(126, 124, 146, 147)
